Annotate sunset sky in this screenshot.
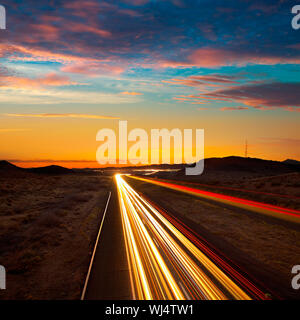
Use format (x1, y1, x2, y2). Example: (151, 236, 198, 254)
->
(0, 0, 299, 167)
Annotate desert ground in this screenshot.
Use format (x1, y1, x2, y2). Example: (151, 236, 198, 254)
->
(0, 171, 111, 299)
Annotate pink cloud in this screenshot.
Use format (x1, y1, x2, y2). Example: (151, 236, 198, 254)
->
(1, 43, 92, 63)
(172, 97, 192, 101)
(64, 1, 101, 18)
(0, 43, 115, 70)
(61, 62, 124, 76)
(119, 9, 142, 17)
(121, 91, 143, 95)
(163, 74, 239, 87)
(173, 97, 206, 104)
(162, 78, 209, 87)
(220, 106, 249, 111)
(22, 23, 61, 43)
(0, 73, 77, 89)
(123, 0, 149, 5)
(189, 75, 239, 83)
(64, 22, 112, 38)
(177, 95, 230, 102)
(159, 48, 300, 68)
(38, 73, 77, 87)
(181, 82, 300, 111)
(64, 0, 100, 10)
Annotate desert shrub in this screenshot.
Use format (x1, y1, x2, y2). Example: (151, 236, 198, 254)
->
(255, 182, 265, 188)
(209, 180, 220, 185)
(82, 183, 101, 192)
(21, 213, 36, 224)
(14, 205, 27, 215)
(287, 183, 300, 188)
(271, 182, 281, 186)
(37, 213, 61, 228)
(10, 248, 42, 274)
(69, 194, 90, 203)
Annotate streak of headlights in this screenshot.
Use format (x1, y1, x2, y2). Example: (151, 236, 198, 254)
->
(116, 174, 256, 300)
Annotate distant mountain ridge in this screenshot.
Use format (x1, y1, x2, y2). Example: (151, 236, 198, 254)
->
(282, 159, 300, 167)
(183, 156, 300, 175)
(27, 165, 73, 175)
(0, 157, 299, 177)
(148, 156, 300, 180)
(0, 161, 73, 176)
(204, 156, 299, 173)
(0, 160, 24, 171)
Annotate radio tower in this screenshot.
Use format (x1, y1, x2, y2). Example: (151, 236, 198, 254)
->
(245, 139, 248, 158)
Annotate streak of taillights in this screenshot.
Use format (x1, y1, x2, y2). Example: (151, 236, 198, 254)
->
(116, 174, 264, 300)
(129, 176, 300, 224)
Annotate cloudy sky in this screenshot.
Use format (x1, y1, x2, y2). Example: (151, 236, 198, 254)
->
(0, 0, 299, 166)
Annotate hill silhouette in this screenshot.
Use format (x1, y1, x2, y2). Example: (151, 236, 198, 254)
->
(0, 160, 24, 172)
(282, 159, 300, 168)
(201, 156, 299, 174)
(27, 165, 73, 175)
(0, 160, 28, 177)
(0, 161, 73, 176)
(152, 156, 300, 181)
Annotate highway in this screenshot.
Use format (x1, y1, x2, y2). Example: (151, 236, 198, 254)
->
(115, 174, 267, 300)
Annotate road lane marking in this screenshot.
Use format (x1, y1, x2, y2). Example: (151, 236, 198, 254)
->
(81, 191, 112, 300)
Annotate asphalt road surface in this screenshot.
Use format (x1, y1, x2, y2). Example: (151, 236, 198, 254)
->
(83, 179, 131, 300)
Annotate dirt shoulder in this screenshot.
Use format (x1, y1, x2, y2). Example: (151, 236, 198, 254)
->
(125, 176, 300, 299)
(0, 173, 111, 300)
